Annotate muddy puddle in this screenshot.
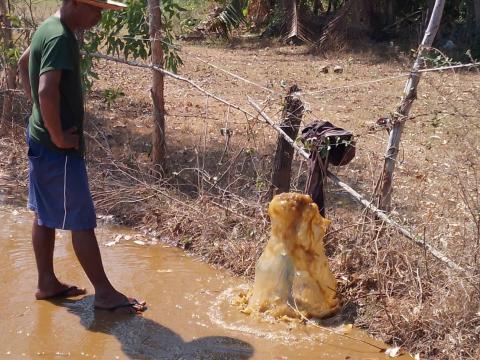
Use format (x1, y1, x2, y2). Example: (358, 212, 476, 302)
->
(0, 207, 412, 359)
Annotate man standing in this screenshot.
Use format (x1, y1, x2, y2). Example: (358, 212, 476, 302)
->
(18, 0, 146, 314)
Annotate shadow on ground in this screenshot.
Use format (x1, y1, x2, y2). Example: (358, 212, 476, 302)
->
(53, 296, 255, 360)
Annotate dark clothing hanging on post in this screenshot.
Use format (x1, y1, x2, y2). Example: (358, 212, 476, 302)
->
(300, 121, 356, 216)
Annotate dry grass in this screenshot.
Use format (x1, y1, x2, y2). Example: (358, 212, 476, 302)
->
(1, 42, 479, 359)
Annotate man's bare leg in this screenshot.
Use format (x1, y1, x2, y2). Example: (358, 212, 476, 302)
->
(33, 217, 86, 299)
(71, 229, 146, 314)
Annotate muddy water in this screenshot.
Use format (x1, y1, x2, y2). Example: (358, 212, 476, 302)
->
(0, 207, 411, 359)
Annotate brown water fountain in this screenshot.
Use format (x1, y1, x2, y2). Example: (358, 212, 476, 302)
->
(238, 192, 341, 320)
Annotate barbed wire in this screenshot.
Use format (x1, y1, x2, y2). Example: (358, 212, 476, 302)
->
(85, 51, 257, 120)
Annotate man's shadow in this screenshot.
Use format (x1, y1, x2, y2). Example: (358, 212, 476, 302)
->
(52, 295, 254, 360)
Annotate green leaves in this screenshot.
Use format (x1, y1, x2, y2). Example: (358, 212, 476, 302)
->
(81, 0, 184, 90)
(102, 88, 125, 108)
(84, 0, 150, 60)
(4, 46, 20, 66)
(163, 0, 187, 18)
(209, 0, 248, 38)
(6, 13, 22, 28)
(0, 13, 22, 68)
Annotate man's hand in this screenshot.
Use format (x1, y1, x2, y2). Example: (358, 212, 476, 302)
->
(18, 46, 32, 102)
(52, 127, 79, 150)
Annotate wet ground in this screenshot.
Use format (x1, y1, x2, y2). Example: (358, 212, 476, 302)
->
(0, 207, 412, 359)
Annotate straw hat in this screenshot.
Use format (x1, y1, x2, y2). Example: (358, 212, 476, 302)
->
(77, 0, 127, 11)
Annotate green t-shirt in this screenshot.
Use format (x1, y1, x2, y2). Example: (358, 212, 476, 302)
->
(28, 16, 84, 155)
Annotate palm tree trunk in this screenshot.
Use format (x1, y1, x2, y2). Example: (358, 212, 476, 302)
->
(148, 0, 166, 173)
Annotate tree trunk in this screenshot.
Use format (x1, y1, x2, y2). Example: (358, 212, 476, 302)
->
(385, 0, 395, 24)
(148, 0, 166, 173)
(378, 0, 395, 29)
(0, 0, 17, 123)
(313, 0, 324, 15)
(268, 85, 303, 198)
(247, 0, 272, 28)
(474, 0, 480, 33)
(348, 0, 373, 34)
(376, 0, 445, 211)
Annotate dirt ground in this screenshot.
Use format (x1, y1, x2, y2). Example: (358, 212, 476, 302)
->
(1, 41, 479, 359)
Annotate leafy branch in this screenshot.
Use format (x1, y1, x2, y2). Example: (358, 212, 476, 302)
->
(81, 0, 185, 91)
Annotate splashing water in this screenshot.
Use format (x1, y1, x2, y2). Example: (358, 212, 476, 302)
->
(239, 193, 341, 319)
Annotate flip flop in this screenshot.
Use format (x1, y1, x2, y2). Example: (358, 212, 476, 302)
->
(95, 299, 147, 313)
(36, 285, 87, 300)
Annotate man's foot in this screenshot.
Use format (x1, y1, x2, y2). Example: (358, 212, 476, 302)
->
(94, 298, 147, 314)
(35, 284, 87, 300)
(94, 292, 147, 314)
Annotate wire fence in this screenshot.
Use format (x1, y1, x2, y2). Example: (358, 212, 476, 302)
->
(65, 44, 478, 271)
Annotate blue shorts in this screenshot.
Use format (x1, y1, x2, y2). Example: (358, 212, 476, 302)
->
(27, 135, 97, 230)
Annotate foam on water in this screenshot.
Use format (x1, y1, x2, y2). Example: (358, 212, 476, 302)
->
(207, 284, 354, 345)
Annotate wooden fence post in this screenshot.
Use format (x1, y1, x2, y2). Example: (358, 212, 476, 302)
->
(268, 85, 303, 198)
(148, 0, 167, 173)
(376, 0, 445, 211)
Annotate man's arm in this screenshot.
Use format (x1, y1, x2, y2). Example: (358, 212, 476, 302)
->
(38, 70, 79, 149)
(18, 46, 31, 102)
